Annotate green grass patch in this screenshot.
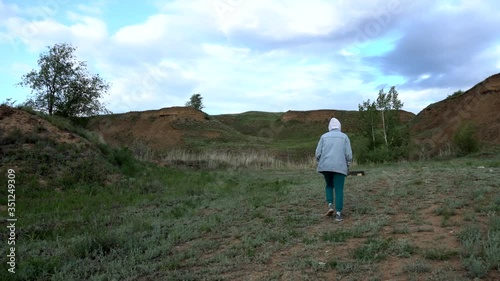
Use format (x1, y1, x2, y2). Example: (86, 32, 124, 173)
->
(1, 128, 500, 280)
(321, 229, 353, 243)
(353, 238, 392, 262)
(423, 248, 458, 261)
(402, 259, 432, 274)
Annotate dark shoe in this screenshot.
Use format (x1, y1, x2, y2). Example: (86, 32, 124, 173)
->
(335, 212, 343, 222)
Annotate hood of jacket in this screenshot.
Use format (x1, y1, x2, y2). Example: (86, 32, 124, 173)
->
(328, 118, 341, 131)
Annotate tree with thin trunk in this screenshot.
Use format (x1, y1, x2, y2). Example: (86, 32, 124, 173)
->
(375, 86, 403, 147)
(358, 86, 407, 163)
(358, 99, 378, 145)
(386, 86, 404, 146)
(376, 88, 390, 146)
(17, 43, 110, 118)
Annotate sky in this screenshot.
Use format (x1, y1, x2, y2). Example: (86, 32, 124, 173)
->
(0, 0, 499, 115)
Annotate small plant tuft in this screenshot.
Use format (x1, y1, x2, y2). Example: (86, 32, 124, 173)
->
(423, 248, 458, 261)
(453, 122, 479, 155)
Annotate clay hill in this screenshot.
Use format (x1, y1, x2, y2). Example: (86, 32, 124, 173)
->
(0, 106, 122, 188)
(411, 73, 500, 155)
(86, 70, 499, 157)
(280, 109, 414, 133)
(2, 73, 498, 166)
(87, 107, 204, 149)
(87, 106, 416, 154)
(86, 107, 246, 152)
(0, 106, 89, 148)
(0, 105, 95, 165)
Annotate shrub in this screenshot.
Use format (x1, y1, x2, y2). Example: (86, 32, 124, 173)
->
(354, 135, 409, 164)
(453, 122, 479, 155)
(447, 90, 464, 99)
(56, 153, 110, 188)
(108, 147, 139, 176)
(357, 145, 392, 164)
(462, 256, 488, 278)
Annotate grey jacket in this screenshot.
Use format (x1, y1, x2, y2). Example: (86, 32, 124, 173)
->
(315, 118, 353, 175)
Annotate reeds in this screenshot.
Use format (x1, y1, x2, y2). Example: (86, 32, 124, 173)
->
(160, 149, 316, 170)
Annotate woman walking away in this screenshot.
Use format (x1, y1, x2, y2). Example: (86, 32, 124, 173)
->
(315, 117, 352, 222)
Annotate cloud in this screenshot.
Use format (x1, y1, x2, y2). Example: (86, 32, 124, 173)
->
(2, 0, 499, 115)
(190, 42, 380, 113)
(112, 14, 170, 46)
(368, 0, 500, 90)
(397, 87, 450, 113)
(0, 1, 19, 22)
(217, 0, 340, 38)
(1, 12, 107, 57)
(98, 57, 201, 112)
(76, 3, 104, 15)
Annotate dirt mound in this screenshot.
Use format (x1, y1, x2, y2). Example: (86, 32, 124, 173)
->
(281, 109, 351, 123)
(87, 106, 236, 152)
(0, 105, 88, 146)
(138, 106, 207, 121)
(411, 73, 500, 155)
(0, 106, 121, 188)
(281, 109, 415, 133)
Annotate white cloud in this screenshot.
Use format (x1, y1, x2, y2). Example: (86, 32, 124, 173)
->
(398, 87, 451, 113)
(415, 74, 431, 83)
(99, 56, 202, 113)
(112, 14, 170, 46)
(211, 0, 409, 41)
(76, 4, 103, 15)
(2, 12, 107, 56)
(0, 1, 19, 22)
(2, 0, 499, 115)
(216, 0, 340, 38)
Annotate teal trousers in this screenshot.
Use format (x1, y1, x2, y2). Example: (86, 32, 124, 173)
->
(321, 172, 345, 212)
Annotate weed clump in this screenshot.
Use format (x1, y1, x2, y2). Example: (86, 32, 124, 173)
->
(453, 122, 479, 156)
(458, 219, 500, 278)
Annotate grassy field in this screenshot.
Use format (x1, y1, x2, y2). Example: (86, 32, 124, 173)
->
(1, 152, 499, 280)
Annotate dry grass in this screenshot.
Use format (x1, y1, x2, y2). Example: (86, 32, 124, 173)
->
(161, 149, 317, 170)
